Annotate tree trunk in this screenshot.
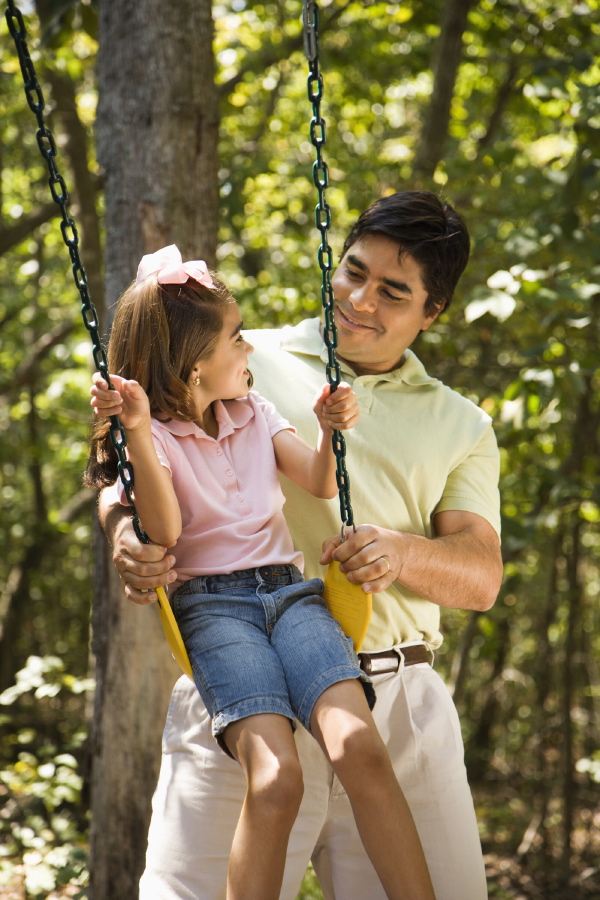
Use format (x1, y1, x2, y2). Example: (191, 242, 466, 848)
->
(0, 487, 95, 692)
(90, 2, 219, 897)
(560, 520, 581, 886)
(96, 0, 219, 332)
(448, 608, 481, 706)
(536, 527, 564, 885)
(412, 0, 474, 181)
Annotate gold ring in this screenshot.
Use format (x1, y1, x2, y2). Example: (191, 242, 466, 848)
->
(381, 557, 390, 574)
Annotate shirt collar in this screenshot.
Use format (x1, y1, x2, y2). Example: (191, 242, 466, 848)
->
(154, 398, 255, 440)
(279, 317, 438, 387)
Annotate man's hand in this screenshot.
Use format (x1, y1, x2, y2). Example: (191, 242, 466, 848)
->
(320, 511, 502, 611)
(320, 525, 398, 594)
(112, 515, 177, 605)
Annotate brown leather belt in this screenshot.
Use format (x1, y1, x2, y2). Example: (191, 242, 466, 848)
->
(359, 644, 430, 676)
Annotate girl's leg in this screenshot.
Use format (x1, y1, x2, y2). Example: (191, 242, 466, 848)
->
(310, 680, 436, 900)
(224, 713, 304, 900)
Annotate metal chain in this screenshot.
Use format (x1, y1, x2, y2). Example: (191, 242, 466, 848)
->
(302, 0, 354, 530)
(5, 0, 150, 544)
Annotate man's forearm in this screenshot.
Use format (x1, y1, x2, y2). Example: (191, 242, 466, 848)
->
(97, 484, 132, 545)
(394, 526, 502, 612)
(325, 511, 503, 609)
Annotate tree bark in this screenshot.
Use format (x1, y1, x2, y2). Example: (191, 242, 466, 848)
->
(90, 2, 219, 897)
(412, 0, 474, 181)
(96, 0, 219, 330)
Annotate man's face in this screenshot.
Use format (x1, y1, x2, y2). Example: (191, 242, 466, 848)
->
(331, 234, 440, 376)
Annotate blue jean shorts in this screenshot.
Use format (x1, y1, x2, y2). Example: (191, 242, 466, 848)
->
(172, 564, 374, 753)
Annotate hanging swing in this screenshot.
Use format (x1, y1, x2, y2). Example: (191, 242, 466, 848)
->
(5, 0, 193, 679)
(6, 0, 371, 679)
(302, 1, 372, 651)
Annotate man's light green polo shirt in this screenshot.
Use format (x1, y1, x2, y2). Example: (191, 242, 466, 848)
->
(248, 318, 501, 652)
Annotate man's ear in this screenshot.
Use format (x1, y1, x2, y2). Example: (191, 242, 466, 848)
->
(421, 302, 445, 331)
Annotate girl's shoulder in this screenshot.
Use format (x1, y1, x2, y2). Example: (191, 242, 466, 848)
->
(247, 390, 294, 436)
(246, 389, 283, 422)
(224, 392, 293, 436)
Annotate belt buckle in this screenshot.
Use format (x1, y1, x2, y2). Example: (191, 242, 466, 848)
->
(360, 650, 401, 676)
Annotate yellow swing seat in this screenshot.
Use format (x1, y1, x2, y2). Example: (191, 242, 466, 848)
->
(155, 585, 193, 679)
(323, 561, 372, 652)
(142, 372, 368, 667)
(155, 561, 371, 678)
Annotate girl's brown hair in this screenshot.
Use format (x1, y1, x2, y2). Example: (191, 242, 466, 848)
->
(85, 273, 233, 488)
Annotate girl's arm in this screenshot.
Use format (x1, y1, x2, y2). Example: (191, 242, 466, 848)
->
(90, 373, 182, 547)
(273, 383, 359, 499)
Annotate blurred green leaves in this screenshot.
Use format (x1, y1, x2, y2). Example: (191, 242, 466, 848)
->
(1, 0, 599, 895)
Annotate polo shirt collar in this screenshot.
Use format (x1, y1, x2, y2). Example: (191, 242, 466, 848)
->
(154, 399, 255, 440)
(279, 317, 437, 387)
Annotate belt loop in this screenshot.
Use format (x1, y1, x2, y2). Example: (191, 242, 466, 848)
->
(396, 647, 406, 676)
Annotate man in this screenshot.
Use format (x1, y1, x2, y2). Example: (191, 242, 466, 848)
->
(101, 190, 503, 900)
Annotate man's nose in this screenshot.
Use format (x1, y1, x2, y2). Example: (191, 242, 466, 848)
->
(349, 282, 377, 312)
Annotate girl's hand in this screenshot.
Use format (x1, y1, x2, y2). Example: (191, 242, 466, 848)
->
(313, 382, 360, 433)
(90, 372, 151, 432)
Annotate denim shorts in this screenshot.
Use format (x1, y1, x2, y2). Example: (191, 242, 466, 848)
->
(172, 564, 374, 752)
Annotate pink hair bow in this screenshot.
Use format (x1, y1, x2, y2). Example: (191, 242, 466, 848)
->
(136, 244, 215, 288)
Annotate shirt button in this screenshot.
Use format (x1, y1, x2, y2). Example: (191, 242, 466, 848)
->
(216, 449, 223, 456)
(237, 496, 244, 502)
(226, 469, 233, 477)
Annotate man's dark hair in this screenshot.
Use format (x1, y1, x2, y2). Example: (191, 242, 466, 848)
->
(341, 191, 470, 315)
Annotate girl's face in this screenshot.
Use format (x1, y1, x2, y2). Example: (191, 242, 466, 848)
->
(192, 302, 253, 404)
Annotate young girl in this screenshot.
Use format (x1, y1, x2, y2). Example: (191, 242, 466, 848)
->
(86, 245, 436, 900)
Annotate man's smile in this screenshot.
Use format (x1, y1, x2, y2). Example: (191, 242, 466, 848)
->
(335, 304, 381, 333)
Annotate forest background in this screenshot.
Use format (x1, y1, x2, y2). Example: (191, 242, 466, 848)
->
(0, 0, 599, 898)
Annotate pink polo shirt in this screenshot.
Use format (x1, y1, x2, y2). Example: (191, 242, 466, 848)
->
(121, 391, 303, 589)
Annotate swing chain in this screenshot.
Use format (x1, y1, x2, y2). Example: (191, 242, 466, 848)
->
(302, 0, 354, 530)
(5, 0, 149, 545)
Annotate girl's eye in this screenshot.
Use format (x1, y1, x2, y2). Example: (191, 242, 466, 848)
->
(236, 333, 244, 343)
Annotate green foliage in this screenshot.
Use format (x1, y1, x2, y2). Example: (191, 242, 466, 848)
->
(0, 0, 96, 683)
(1, 0, 600, 896)
(0, 656, 91, 899)
(297, 864, 323, 899)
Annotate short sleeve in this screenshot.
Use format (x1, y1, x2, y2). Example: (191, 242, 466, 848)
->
(250, 391, 297, 439)
(434, 423, 501, 536)
(150, 423, 173, 474)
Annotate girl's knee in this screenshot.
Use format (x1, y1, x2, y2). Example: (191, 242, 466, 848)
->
(247, 752, 304, 819)
(328, 721, 391, 781)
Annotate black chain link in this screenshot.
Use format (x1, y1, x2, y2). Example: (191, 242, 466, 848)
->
(302, 0, 354, 530)
(5, 0, 150, 544)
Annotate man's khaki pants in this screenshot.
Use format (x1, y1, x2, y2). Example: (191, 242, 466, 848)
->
(140, 657, 488, 900)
